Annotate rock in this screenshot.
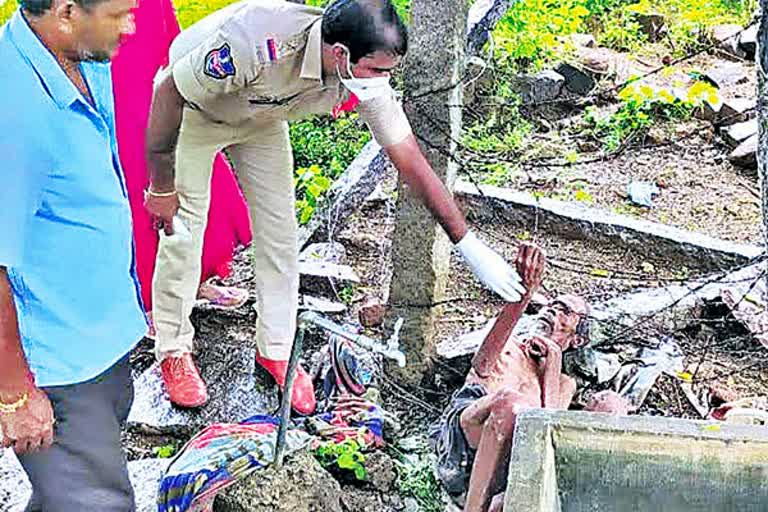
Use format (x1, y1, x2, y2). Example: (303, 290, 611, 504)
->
(299, 295, 347, 313)
(634, 12, 666, 42)
(128, 342, 279, 435)
(0, 451, 166, 512)
(702, 63, 749, 90)
(555, 62, 595, 96)
(570, 33, 596, 48)
(0, 449, 31, 512)
(359, 296, 387, 328)
(340, 487, 386, 512)
(728, 133, 757, 169)
(721, 118, 757, 148)
(128, 459, 168, 512)
(712, 24, 747, 59)
(299, 242, 347, 265)
(216, 449, 342, 512)
(718, 97, 756, 126)
(365, 451, 398, 493)
(738, 24, 757, 60)
(299, 261, 360, 282)
(510, 70, 565, 105)
(696, 96, 723, 122)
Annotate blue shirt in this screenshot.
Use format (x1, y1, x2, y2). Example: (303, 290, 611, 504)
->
(0, 11, 146, 387)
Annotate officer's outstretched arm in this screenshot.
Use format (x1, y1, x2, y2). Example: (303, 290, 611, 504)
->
(384, 134, 468, 243)
(385, 135, 525, 302)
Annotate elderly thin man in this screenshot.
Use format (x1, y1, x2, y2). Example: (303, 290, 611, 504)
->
(430, 244, 630, 511)
(144, 0, 526, 414)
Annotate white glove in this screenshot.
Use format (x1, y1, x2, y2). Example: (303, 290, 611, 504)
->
(455, 231, 526, 302)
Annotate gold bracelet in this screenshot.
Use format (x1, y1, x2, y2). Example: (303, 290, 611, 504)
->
(145, 188, 178, 198)
(0, 393, 29, 414)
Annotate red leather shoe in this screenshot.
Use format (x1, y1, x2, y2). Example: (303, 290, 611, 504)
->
(255, 354, 317, 415)
(160, 354, 209, 408)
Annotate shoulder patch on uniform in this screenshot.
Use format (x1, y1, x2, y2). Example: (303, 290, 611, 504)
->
(204, 44, 236, 80)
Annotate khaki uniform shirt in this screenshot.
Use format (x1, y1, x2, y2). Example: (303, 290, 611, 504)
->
(168, 0, 412, 147)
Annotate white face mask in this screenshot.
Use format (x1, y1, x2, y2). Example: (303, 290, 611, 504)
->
(334, 45, 393, 102)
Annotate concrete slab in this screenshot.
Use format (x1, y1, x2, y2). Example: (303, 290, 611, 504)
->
(455, 180, 761, 270)
(506, 409, 768, 511)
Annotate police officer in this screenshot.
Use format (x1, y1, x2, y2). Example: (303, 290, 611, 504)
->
(144, 0, 525, 414)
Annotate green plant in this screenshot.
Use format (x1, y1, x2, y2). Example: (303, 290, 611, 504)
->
(294, 164, 333, 225)
(394, 453, 444, 512)
(0, 0, 17, 24)
(625, 0, 755, 55)
(492, 0, 591, 70)
(174, 0, 241, 28)
(338, 284, 356, 304)
(306, 0, 411, 21)
(152, 443, 178, 459)
(314, 438, 368, 481)
(290, 114, 370, 223)
(585, 80, 718, 151)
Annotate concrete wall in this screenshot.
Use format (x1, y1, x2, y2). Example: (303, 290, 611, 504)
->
(506, 410, 768, 512)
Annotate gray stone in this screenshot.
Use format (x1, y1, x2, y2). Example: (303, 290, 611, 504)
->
(738, 24, 758, 59)
(0, 451, 167, 512)
(455, 180, 761, 270)
(129, 459, 169, 512)
(365, 451, 398, 493)
(128, 342, 279, 434)
(703, 63, 750, 90)
(297, 141, 391, 250)
(634, 12, 666, 42)
(555, 62, 596, 96)
(298, 242, 347, 265)
(0, 449, 31, 512)
(505, 409, 768, 511)
(513, 70, 565, 105)
(722, 118, 757, 147)
(215, 449, 342, 512)
(696, 96, 723, 122)
(719, 97, 756, 125)
(728, 133, 758, 169)
(389, 0, 467, 384)
(712, 24, 747, 59)
(570, 33, 596, 48)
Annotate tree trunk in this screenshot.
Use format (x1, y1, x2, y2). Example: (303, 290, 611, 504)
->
(758, 2, 768, 298)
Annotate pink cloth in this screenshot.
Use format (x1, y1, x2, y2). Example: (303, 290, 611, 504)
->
(112, 0, 252, 310)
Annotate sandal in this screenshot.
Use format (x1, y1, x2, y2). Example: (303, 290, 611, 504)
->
(195, 283, 249, 310)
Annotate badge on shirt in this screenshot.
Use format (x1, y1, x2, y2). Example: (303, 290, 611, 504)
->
(204, 43, 236, 80)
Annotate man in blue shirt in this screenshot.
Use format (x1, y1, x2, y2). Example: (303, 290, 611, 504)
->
(0, 0, 142, 509)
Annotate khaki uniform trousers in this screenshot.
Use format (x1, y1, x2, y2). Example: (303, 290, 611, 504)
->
(152, 108, 297, 361)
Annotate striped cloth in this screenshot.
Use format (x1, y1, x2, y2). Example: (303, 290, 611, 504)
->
(157, 415, 312, 512)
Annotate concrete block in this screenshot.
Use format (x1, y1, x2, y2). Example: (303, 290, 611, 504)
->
(719, 97, 756, 126)
(729, 133, 757, 169)
(721, 118, 757, 148)
(506, 409, 768, 511)
(454, 180, 761, 271)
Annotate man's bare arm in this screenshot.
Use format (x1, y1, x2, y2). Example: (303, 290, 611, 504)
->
(0, 267, 34, 396)
(384, 135, 468, 244)
(472, 245, 545, 377)
(146, 74, 185, 193)
(0, 267, 54, 454)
